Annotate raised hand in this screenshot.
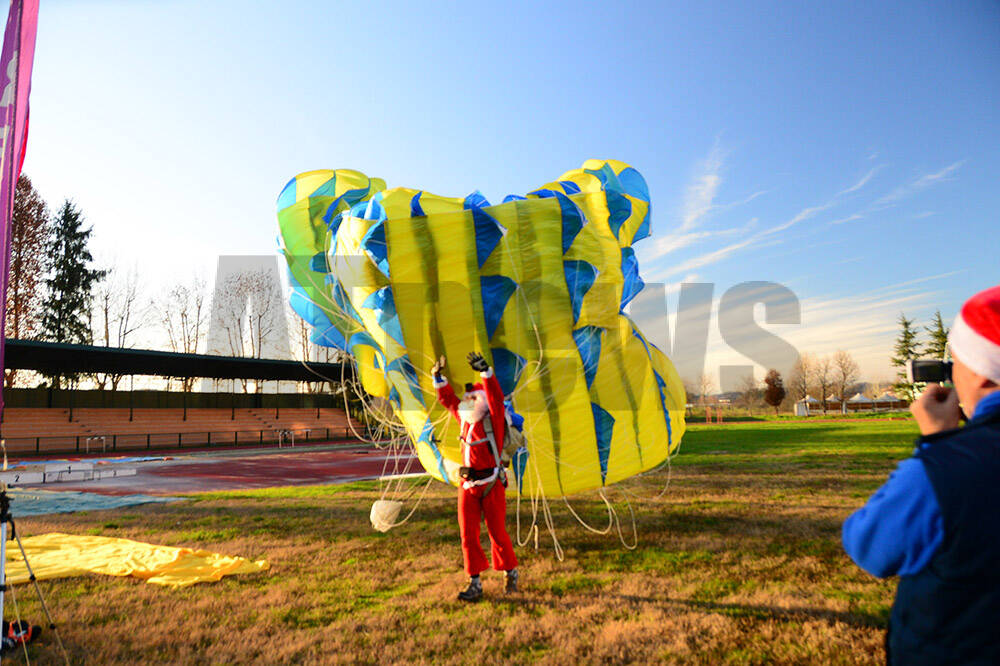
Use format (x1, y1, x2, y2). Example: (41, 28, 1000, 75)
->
(431, 356, 446, 376)
(467, 351, 489, 372)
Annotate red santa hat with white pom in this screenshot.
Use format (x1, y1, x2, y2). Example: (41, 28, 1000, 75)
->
(949, 285, 1000, 384)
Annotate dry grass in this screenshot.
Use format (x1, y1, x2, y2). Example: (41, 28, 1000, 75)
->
(5, 419, 917, 664)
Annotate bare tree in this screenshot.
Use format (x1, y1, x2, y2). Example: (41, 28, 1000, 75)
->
(157, 277, 207, 391)
(811, 355, 834, 414)
(788, 353, 814, 403)
(216, 269, 283, 392)
(698, 372, 715, 407)
(91, 264, 147, 390)
(737, 373, 763, 416)
(832, 349, 860, 411)
(5, 175, 50, 387)
(288, 313, 345, 393)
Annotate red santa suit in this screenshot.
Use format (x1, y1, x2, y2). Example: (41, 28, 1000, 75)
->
(434, 367, 518, 576)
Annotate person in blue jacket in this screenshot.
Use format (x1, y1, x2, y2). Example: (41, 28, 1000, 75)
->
(843, 284, 1000, 665)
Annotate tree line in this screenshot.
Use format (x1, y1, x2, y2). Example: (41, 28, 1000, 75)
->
(4, 175, 339, 393)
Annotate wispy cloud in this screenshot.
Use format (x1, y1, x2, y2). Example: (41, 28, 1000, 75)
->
(830, 213, 864, 225)
(913, 211, 935, 219)
(837, 165, 882, 196)
(681, 142, 724, 231)
(716, 189, 768, 211)
(697, 274, 961, 387)
(873, 160, 964, 208)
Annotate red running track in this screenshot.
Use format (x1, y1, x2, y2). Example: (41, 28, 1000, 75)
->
(36, 445, 422, 496)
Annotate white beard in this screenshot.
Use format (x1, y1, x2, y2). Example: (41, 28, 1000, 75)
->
(457, 391, 489, 425)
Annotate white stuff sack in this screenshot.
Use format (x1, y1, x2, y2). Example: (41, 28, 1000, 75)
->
(370, 500, 403, 532)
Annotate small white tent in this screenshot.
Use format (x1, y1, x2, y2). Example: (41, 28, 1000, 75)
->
(846, 392, 874, 412)
(794, 394, 821, 416)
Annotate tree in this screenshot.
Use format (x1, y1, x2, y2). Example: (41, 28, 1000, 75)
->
(737, 374, 763, 416)
(216, 269, 283, 392)
(698, 372, 715, 407)
(91, 264, 147, 390)
(891, 313, 922, 401)
(157, 277, 207, 392)
(41, 200, 106, 387)
(811, 355, 833, 414)
(925, 310, 949, 361)
(5, 175, 50, 387)
(832, 350, 860, 411)
(763, 369, 785, 415)
(788, 353, 813, 403)
(289, 312, 344, 394)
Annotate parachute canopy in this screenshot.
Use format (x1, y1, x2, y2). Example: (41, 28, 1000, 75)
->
(277, 160, 685, 496)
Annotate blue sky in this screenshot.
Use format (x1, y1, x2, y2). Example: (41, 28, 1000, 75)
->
(19, 0, 1000, 383)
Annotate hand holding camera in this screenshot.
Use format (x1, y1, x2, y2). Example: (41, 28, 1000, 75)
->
(911, 383, 962, 436)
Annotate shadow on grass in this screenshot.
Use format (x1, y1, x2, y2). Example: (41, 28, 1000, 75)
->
(490, 592, 887, 630)
(660, 595, 888, 630)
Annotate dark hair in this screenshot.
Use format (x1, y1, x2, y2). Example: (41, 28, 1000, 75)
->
(464, 382, 475, 393)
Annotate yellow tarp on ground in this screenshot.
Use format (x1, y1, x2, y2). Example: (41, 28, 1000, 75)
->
(4, 533, 269, 587)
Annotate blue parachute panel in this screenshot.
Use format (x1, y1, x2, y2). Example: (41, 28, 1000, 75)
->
(619, 247, 644, 311)
(480, 276, 518, 340)
(464, 190, 491, 209)
(564, 260, 598, 323)
(572, 326, 604, 390)
(558, 180, 582, 195)
(555, 191, 586, 254)
(417, 417, 449, 483)
(617, 167, 649, 201)
(361, 222, 389, 277)
(471, 208, 505, 269)
(276, 177, 296, 211)
(491, 347, 527, 396)
(512, 446, 529, 495)
(386, 355, 425, 405)
(590, 402, 614, 484)
(361, 287, 405, 346)
(410, 191, 425, 217)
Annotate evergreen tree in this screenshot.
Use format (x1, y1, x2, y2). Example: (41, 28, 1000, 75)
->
(924, 310, 949, 360)
(763, 369, 785, 415)
(5, 175, 51, 387)
(891, 313, 922, 401)
(41, 200, 105, 386)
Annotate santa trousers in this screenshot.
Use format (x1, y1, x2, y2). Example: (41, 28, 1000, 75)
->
(458, 481, 518, 576)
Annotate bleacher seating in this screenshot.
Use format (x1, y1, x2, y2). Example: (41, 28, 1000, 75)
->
(0, 407, 364, 455)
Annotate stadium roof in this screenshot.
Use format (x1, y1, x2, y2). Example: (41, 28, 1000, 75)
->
(4, 339, 353, 382)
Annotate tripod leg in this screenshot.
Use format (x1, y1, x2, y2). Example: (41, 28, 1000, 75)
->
(11, 529, 68, 660)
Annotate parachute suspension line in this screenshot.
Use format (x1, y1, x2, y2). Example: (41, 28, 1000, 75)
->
(607, 488, 639, 551)
(562, 491, 615, 536)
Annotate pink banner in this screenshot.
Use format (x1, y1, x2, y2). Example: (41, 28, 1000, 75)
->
(0, 0, 39, 412)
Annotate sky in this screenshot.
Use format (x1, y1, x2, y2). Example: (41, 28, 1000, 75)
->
(18, 0, 1000, 387)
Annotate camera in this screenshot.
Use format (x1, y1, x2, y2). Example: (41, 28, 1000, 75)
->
(907, 359, 953, 384)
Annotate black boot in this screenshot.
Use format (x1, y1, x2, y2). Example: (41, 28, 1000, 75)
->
(457, 575, 483, 602)
(505, 569, 519, 593)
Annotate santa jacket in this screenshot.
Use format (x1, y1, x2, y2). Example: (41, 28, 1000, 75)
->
(433, 367, 506, 471)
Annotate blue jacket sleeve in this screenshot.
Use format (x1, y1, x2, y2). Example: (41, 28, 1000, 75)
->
(842, 456, 944, 578)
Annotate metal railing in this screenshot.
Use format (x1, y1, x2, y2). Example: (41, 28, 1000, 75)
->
(1, 426, 363, 456)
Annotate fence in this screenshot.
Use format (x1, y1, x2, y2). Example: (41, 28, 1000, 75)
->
(2, 388, 350, 411)
(1, 426, 364, 456)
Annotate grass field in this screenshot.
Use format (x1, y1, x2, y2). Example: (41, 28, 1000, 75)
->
(7, 419, 919, 664)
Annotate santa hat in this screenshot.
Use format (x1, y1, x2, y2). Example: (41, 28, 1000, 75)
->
(949, 285, 1000, 384)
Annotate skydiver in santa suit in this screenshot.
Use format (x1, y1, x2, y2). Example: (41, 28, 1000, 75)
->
(432, 352, 518, 602)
